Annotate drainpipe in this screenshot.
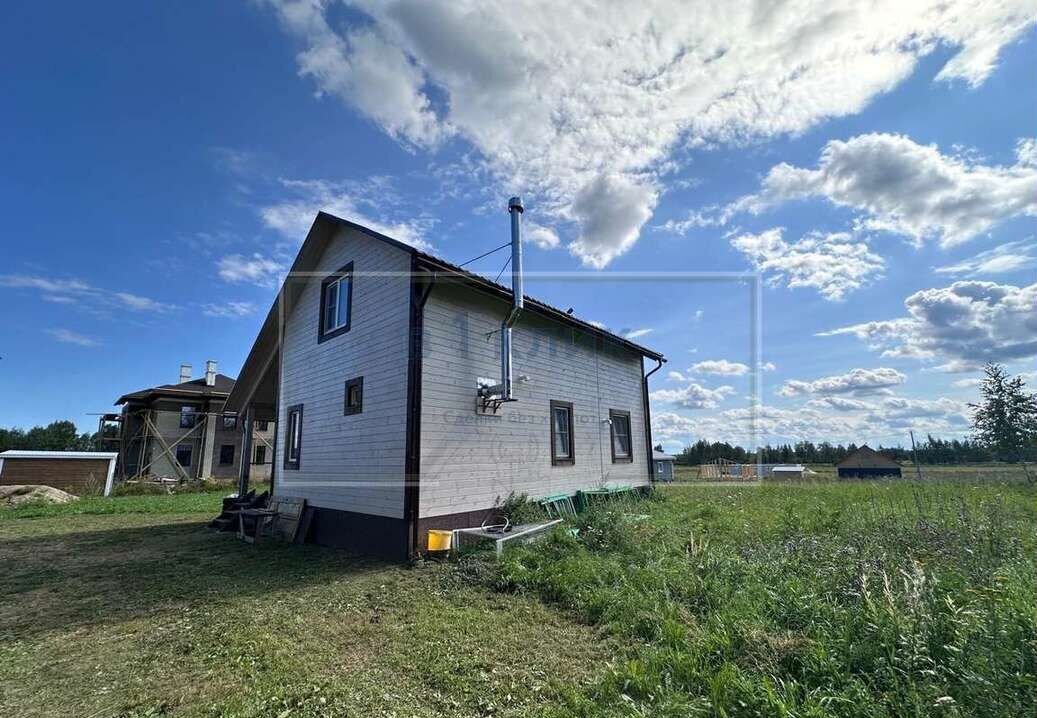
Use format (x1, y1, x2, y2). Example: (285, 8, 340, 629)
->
(642, 357, 665, 482)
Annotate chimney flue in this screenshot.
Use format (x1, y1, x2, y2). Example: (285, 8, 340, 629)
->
(205, 360, 217, 387)
(479, 197, 524, 405)
(179, 364, 192, 384)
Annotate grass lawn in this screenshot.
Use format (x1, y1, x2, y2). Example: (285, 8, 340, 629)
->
(1, 476, 1034, 717)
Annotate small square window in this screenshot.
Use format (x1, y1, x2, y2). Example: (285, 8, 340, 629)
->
(319, 263, 353, 342)
(284, 404, 303, 470)
(219, 444, 235, 465)
(550, 400, 574, 466)
(610, 409, 632, 463)
(344, 376, 364, 415)
(222, 415, 237, 430)
(175, 444, 193, 467)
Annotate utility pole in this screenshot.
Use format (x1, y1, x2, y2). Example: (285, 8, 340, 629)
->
(909, 430, 924, 481)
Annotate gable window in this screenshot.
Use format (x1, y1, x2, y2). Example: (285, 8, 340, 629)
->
(318, 262, 354, 342)
(222, 414, 237, 430)
(175, 444, 192, 468)
(254, 445, 267, 465)
(284, 404, 303, 470)
(344, 376, 364, 415)
(179, 405, 198, 429)
(609, 409, 633, 463)
(219, 444, 235, 465)
(550, 400, 575, 466)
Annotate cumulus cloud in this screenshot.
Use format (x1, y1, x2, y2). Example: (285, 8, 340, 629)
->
(265, 1, 1034, 266)
(730, 228, 885, 301)
(690, 359, 750, 376)
(650, 382, 735, 410)
(525, 222, 560, 250)
(820, 280, 1037, 371)
(45, 328, 99, 347)
(731, 134, 1037, 247)
(217, 254, 285, 288)
(934, 239, 1036, 276)
(778, 367, 907, 397)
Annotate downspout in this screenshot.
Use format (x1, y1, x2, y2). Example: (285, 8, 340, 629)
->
(405, 263, 437, 557)
(642, 357, 665, 482)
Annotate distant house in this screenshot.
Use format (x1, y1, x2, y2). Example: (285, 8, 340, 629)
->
(105, 362, 274, 483)
(225, 208, 666, 558)
(653, 451, 676, 482)
(836, 446, 902, 478)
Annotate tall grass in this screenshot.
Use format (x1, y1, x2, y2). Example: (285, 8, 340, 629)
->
(471, 483, 1037, 717)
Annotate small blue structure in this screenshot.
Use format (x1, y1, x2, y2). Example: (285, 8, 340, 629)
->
(653, 450, 676, 482)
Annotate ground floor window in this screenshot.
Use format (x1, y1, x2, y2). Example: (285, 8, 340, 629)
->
(219, 444, 235, 465)
(175, 444, 192, 468)
(550, 400, 574, 466)
(609, 409, 632, 462)
(285, 404, 303, 470)
(254, 445, 267, 465)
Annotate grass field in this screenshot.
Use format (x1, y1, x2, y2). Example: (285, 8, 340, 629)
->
(1, 473, 1034, 717)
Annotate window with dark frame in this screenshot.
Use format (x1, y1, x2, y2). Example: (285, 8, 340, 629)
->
(254, 445, 267, 465)
(609, 409, 633, 463)
(284, 404, 303, 470)
(175, 444, 192, 467)
(550, 400, 575, 466)
(318, 262, 354, 342)
(344, 376, 364, 415)
(222, 414, 237, 430)
(179, 405, 198, 429)
(219, 444, 235, 465)
(255, 420, 269, 431)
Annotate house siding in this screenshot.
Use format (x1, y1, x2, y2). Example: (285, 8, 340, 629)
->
(275, 227, 412, 518)
(418, 282, 650, 520)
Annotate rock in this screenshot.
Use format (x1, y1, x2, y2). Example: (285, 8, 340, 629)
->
(0, 485, 79, 506)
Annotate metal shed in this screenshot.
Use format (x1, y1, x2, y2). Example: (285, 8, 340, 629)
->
(653, 451, 676, 482)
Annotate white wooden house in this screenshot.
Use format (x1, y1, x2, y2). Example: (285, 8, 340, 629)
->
(226, 207, 665, 558)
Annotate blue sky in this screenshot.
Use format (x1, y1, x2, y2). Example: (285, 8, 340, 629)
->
(1, 2, 1034, 450)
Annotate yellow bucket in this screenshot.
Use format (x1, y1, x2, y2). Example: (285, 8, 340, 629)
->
(427, 529, 452, 552)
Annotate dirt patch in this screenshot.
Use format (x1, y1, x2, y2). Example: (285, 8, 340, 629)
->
(0, 485, 77, 507)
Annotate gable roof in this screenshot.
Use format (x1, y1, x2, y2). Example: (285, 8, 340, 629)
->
(835, 445, 900, 469)
(653, 450, 675, 461)
(226, 211, 665, 412)
(116, 374, 236, 405)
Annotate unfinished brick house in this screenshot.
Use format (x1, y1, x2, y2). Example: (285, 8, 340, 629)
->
(106, 362, 274, 483)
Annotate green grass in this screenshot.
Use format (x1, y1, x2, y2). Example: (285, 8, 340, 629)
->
(1, 477, 1034, 717)
(486, 481, 1037, 716)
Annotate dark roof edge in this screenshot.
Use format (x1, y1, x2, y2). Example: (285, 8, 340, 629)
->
(317, 212, 666, 361)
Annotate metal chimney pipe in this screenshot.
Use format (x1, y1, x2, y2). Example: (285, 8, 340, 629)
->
(179, 363, 192, 384)
(500, 197, 524, 400)
(205, 360, 217, 387)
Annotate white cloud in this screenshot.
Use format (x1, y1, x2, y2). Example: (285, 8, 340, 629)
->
(821, 280, 1037, 371)
(651, 382, 734, 409)
(202, 301, 258, 318)
(952, 377, 982, 388)
(731, 134, 1037, 247)
(260, 178, 435, 250)
(666, 370, 688, 383)
(934, 239, 1036, 276)
(525, 222, 560, 250)
(0, 274, 173, 316)
(778, 367, 907, 397)
(45, 328, 99, 347)
(690, 359, 750, 376)
(624, 328, 653, 340)
(730, 228, 885, 301)
(807, 396, 871, 412)
(115, 292, 175, 313)
(217, 254, 285, 288)
(761, 362, 776, 372)
(265, 1, 1034, 266)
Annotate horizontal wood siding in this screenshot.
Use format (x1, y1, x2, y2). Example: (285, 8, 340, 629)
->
(0, 458, 110, 495)
(276, 227, 411, 518)
(418, 283, 649, 519)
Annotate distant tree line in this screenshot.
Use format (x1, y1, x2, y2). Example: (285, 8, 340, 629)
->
(0, 421, 95, 452)
(672, 436, 998, 466)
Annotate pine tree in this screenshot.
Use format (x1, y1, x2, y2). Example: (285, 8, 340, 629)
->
(968, 363, 1037, 465)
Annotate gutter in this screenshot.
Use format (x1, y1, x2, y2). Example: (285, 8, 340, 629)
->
(642, 357, 665, 482)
